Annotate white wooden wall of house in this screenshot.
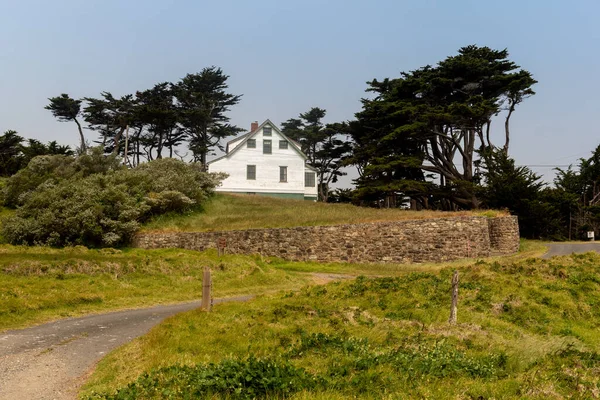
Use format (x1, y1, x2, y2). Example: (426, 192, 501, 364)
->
(208, 121, 318, 200)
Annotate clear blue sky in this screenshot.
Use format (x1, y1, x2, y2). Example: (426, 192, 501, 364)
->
(1, 0, 599, 186)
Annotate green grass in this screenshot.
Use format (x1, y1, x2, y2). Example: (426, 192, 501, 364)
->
(0, 240, 545, 333)
(82, 245, 600, 400)
(142, 194, 505, 232)
(0, 245, 316, 331)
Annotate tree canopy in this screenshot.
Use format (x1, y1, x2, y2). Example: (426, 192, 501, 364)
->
(281, 108, 351, 202)
(44, 67, 242, 168)
(349, 45, 536, 209)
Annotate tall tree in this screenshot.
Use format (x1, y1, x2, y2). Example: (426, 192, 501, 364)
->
(314, 123, 352, 202)
(347, 86, 429, 208)
(45, 94, 87, 152)
(173, 67, 242, 166)
(135, 83, 180, 160)
(480, 150, 563, 239)
(83, 92, 136, 155)
(283, 107, 327, 164)
(352, 45, 536, 209)
(282, 108, 351, 202)
(0, 130, 24, 176)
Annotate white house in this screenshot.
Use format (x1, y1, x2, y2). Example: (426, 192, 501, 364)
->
(207, 119, 318, 201)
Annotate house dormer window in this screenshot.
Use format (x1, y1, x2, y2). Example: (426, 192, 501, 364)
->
(263, 140, 272, 154)
(247, 139, 256, 148)
(263, 126, 272, 136)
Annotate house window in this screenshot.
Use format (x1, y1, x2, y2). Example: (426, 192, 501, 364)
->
(247, 165, 256, 180)
(247, 139, 256, 148)
(263, 126, 272, 136)
(263, 140, 272, 154)
(280, 166, 288, 182)
(305, 172, 316, 187)
(279, 140, 288, 150)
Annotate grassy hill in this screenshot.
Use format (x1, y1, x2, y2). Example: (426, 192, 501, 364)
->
(79, 246, 600, 400)
(142, 194, 503, 233)
(0, 245, 320, 331)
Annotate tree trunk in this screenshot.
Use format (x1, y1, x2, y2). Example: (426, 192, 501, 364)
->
(112, 126, 126, 155)
(504, 101, 515, 154)
(485, 119, 492, 149)
(74, 118, 86, 153)
(156, 131, 164, 159)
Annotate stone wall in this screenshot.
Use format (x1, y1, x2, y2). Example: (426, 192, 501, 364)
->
(133, 215, 519, 264)
(488, 216, 520, 255)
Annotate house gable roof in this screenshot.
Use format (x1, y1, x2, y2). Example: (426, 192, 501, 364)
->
(209, 119, 311, 165)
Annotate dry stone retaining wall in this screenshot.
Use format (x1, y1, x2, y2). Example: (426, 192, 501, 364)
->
(487, 216, 520, 255)
(133, 215, 519, 264)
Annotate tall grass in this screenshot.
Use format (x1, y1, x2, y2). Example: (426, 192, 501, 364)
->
(142, 194, 506, 233)
(83, 250, 600, 399)
(0, 245, 314, 331)
(0, 240, 546, 332)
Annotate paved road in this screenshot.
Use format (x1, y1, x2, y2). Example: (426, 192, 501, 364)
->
(542, 243, 600, 259)
(0, 296, 252, 400)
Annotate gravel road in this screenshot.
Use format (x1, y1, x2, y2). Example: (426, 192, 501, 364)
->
(0, 296, 252, 400)
(542, 243, 600, 259)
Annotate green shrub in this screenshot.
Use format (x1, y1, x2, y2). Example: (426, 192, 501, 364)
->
(1, 154, 225, 247)
(1, 147, 122, 208)
(94, 356, 317, 400)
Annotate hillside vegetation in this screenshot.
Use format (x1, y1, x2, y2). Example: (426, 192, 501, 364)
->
(0, 245, 318, 331)
(0, 242, 542, 332)
(0, 153, 225, 247)
(81, 249, 600, 400)
(143, 194, 505, 233)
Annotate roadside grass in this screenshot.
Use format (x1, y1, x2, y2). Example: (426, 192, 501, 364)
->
(0, 245, 315, 331)
(1, 240, 546, 332)
(142, 193, 506, 233)
(82, 246, 600, 400)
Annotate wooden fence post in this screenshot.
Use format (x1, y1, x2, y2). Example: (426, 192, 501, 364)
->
(448, 270, 459, 324)
(217, 237, 227, 257)
(201, 267, 212, 311)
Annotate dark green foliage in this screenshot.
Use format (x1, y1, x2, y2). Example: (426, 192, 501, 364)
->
(0, 130, 73, 177)
(347, 83, 429, 208)
(173, 67, 243, 166)
(95, 357, 316, 400)
(92, 341, 504, 399)
(83, 92, 136, 155)
(349, 45, 536, 209)
(45, 94, 87, 152)
(479, 150, 565, 239)
(134, 83, 183, 160)
(0, 130, 25, 176)
(281, 108, 351, 202)
(53, 67, 241, 167)
(1, 154, 225, 247)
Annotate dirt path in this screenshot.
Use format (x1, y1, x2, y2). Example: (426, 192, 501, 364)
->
(542, 243, 600, 259)
(0, 296, 251, 400)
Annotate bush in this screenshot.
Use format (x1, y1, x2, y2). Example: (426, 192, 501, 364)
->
(1, 148, 121, 208)
(95, 356, 317, 400)
(1, 153, 225, 247)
